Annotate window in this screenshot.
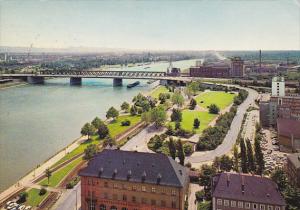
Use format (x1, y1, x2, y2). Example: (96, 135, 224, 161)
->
(224, 200, 229, 206)
(89, 201, 96, 210)
(260, 205, 265, 210)
(268, 206, 273, 210)
(100, 205, 106, 210)
(171, 201, 176, 208)
(121, 208, 128, 210)
(113, 183, 118, 188)
(238, 201, 243, 208)
(275, 207, 280, 210)
(217, 199, 222, 205)
(132, 185, 137, 191)
(122, 195, 127, 201)
(110, 206, 117, 210)
(151, 187, 156, 193)
(161, 200, 166, 207)
(231, 201, 236, 207)
(88, 178, 92, 185)
(132, 196, 136, 203)
(171, 190, 176, 196)
(245, 202, 251, 209)
(151, 199, 156, 205)
(253, 204, 258, 209)
(142, 186, 146, 192)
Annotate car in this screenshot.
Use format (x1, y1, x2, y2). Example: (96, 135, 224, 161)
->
(18, 205, 26, 210)
(24, 206, 32, 210)
(6, 201, 14, 207)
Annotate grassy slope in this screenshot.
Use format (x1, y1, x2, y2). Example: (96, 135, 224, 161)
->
(150, 86, 171, 99)
(40, 157, 82, 187)
(26, 188, 49, 207)
(170, 110, 216, 134)
(195, 91, 235, 110)
(107, 115, 141, 138)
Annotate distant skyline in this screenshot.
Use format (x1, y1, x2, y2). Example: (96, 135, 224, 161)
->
(0, 0, 300, 51)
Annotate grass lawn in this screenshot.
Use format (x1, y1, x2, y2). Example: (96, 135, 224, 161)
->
(150, 86, 171, 99)
(40, 157, 82, 187)
(170, 110, 216, 134)
(26, 188, 49, 207)
(195, 91, 236, 110)
(108, 115, 141, 138)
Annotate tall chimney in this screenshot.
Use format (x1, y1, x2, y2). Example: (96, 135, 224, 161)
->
(259, 50, 262, 68)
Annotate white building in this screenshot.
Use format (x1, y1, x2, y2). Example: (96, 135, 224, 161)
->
(272, 76, 285, 97)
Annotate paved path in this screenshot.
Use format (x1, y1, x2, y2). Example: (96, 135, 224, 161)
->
(188, 184, 202, 210)
(52, 182, 80, 210)
(186, 87, 258, 164)
(121, 124, 166, 152)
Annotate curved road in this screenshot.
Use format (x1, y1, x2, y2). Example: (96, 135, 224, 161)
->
(186, 86, 258, 164)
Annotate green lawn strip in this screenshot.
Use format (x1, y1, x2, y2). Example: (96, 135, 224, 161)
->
(150, 86, 172, 99)
(107, 115, 141, 138)
(195, 91, 236, 110)
(40, 157, 82, 187)
(170, 110, 216, 134)
(26, 188, 49, 207)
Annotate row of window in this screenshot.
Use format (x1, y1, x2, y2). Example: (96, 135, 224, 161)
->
(86, 194, 176, 208)
(216, 199, 281, 210)
(87, 179, 176, 195)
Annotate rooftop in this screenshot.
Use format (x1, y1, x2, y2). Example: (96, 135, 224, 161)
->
(287, 153, 300, 169)
(79, 149, 189, 188)
(212, 172, 286, 206)
(272, 76, 285, 82)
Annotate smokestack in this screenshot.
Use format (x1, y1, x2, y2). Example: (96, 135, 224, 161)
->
(259, 50, 262, 68)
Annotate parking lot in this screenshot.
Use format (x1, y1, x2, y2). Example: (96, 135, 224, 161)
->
(261, 128, 288, 173)
(2, 200, 32, 210)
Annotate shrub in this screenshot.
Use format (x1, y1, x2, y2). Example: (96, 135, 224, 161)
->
(17, 192, 28, 203)
(121, 120, 131, 126)
(208, 104, 220, 114)
(183, 143, 193, 156)
(195, 190, 205, 202)
(39, 188, 47, 195)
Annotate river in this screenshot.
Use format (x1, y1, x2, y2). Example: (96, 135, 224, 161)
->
(0, 59, 197, 192)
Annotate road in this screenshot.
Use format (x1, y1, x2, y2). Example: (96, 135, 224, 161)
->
(186, 87, 258, 164)
(121, 124, 166, 152)
(188, 184, 202, 210)
(52, 182, 81, 210)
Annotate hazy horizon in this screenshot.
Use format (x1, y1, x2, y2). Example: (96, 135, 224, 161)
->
(1, 0, 300, 51)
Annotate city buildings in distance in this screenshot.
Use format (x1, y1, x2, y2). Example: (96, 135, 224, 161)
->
(211, 172, 286, 210)
(79, 149, 189, 210)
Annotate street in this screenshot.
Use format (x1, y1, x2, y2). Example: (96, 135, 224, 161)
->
(52, 182, 80, 210)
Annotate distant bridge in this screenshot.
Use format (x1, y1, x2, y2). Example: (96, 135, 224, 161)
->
(1, 70, 193, 86)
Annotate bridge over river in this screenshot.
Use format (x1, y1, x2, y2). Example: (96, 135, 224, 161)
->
(1, 70, 193, 86)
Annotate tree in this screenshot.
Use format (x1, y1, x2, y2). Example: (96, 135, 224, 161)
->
(170, 108, 182, 122)
(177, 139, 185, 165)
(208, 104, 220, 114)
(103, 136, 116, 147)
(183, 143, 193, 156)
(84, 144, 97, 160)
(233, 145, 239, 172)
(121, 102, 130, 112)
(18, 192, 28, 203)
(254, 134, 265, 175)
(246, 139, 255, 172)
(141, 111, 152, 124)
(189, 98, 197, 110)
(168, 137, 176, 160)
(150, 105, 167, 128)
(199, 164, 217, 190)
(171, 90, 184, 107)
(97, 122, 109, 139)
(130, 105, 137, 116)
(81, 123, 96, 140)
(106, 106, 119, 120)
(91, 117, 103, 129)
(45, 168, 52, 184)
(240, 139, 248, 173)
(213, 156, 221, 171)
(175, 121, 181, 130)
(187, 81, 199, 96)
(270, 167, 288, 192)
(219, 155, 233, 172)
(193, 118, 200, 129)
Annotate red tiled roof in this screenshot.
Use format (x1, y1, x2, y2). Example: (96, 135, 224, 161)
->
(212, 172, 286, 206)
(277, 118, 300, 139)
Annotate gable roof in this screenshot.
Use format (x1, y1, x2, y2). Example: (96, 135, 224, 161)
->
(79, 149, 189, 188)
(212, 172, 286, 206)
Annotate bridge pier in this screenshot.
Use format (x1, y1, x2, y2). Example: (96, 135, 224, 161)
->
(27, 76, 44, 84)
(70, 77, 82, 85)
(113, 78, 123, 86)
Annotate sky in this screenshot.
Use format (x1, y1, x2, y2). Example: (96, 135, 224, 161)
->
(0, 0, 300, 51)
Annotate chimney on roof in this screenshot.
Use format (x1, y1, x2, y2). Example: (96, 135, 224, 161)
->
(157, 173, 162, 184)
(98, 167, 104, 177)
(226, 173, 230, 187)
(127, 170, 132, 180)
(113, 168, 118, 179)
(241, 175, 245, 194)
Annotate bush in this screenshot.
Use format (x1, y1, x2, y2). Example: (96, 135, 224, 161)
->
(17, 192, 28, 203)
(121, 120, 131, 126)
(208, 104, 220, 114)
(39, 188, 47, 195)
(183, 143, 193, 156)
(195, 190, 205, 202)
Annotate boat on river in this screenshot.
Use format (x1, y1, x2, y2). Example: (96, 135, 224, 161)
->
(127, 81, 140, 88)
